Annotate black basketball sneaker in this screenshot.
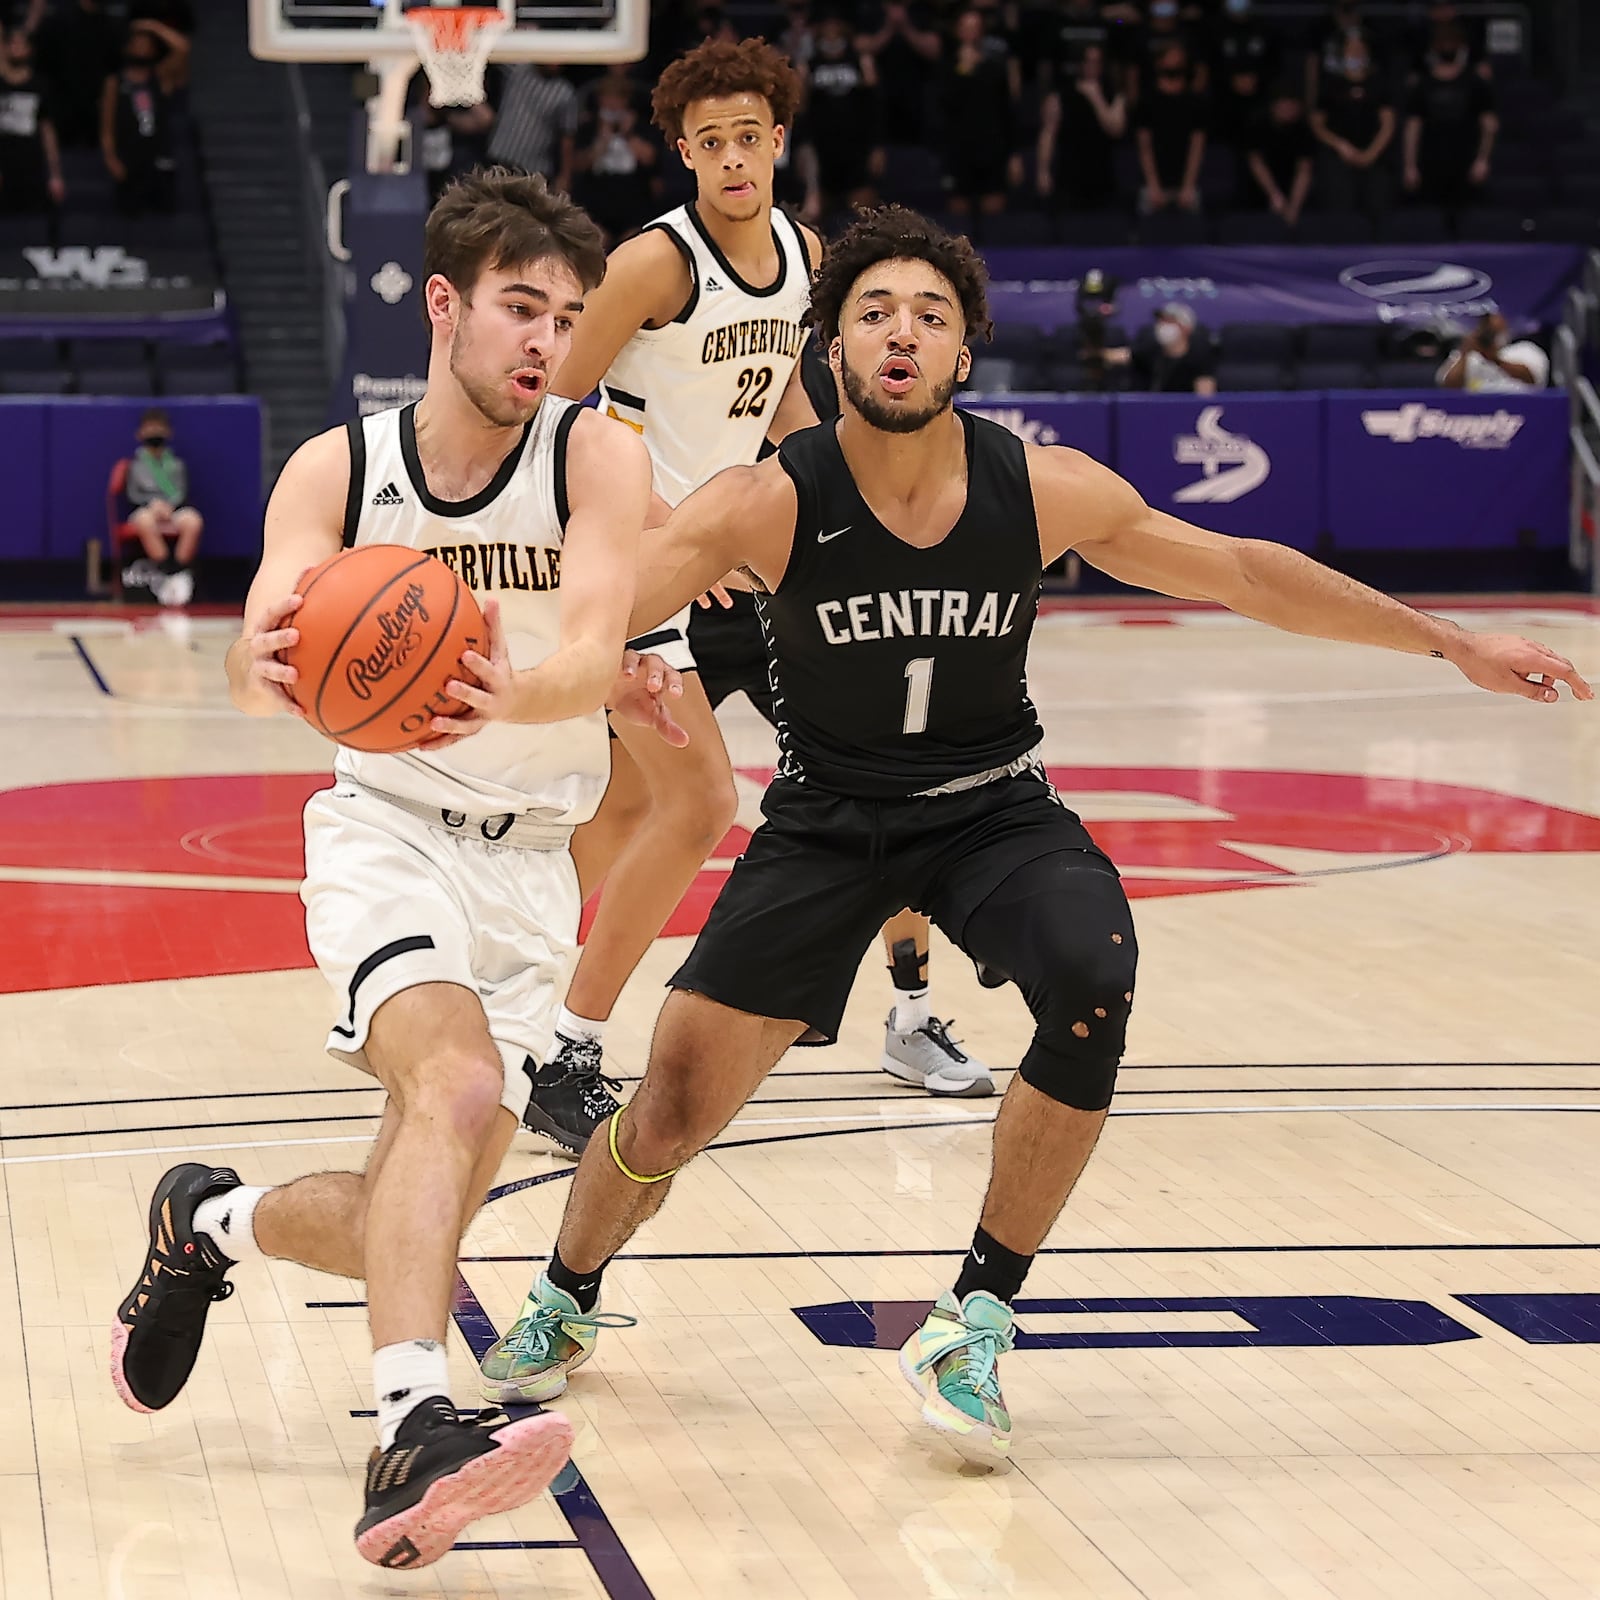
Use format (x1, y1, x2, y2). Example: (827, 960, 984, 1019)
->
(521, 1035, 622, 1158)
(354, 1396, 574, 1569)
(110, 1162, 241, 1413)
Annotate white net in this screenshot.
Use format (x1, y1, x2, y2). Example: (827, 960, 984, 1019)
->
(405, 6, 509, 106)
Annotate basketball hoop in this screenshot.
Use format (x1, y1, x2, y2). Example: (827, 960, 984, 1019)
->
(406, 4, 508, 106)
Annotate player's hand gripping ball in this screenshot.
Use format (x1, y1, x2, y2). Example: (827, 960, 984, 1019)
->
(281, 545, 487, 753)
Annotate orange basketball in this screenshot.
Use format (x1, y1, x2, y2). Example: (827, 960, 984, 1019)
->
(283, 545, 486, 754)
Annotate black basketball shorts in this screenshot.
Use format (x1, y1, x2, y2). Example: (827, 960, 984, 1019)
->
(689, 593, 778, 729)
(670, 767, 1121, 1044)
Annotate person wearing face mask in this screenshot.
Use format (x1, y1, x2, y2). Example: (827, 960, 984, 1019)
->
(1122, 302, 1216, 394)
(1309, 33, 1393, 216)
(1131, 0, 1204, 101)
(0, 25, 64, 213)
(1308, 0, 1382, 103)
(1402, 21, 1495, 210)
(100, 16, 185, 214)
(121, 409, 203, 607)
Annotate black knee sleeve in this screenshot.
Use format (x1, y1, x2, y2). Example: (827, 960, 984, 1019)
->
(964, 853, 1138, 1112)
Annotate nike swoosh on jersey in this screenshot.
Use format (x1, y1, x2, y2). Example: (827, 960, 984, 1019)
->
(817, 526, 851, 543)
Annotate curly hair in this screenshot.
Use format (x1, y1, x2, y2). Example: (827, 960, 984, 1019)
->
(651, 37, 802, 144)
(807, 207, 992, 346)
(424, 167, 607, 299)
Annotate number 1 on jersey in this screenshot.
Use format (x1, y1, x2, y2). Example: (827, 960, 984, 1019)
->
(902, 656, 934, 735)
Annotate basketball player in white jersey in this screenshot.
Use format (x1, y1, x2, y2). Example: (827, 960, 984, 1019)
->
(526, 38, 991, 1162)
(107, 171, 685, 1570)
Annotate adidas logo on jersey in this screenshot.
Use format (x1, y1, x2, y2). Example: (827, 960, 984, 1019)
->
(371, 482, 405, 507)
(704, 275, 725, 292)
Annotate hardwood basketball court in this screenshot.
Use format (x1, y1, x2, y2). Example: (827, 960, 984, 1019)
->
(1, 597, 1597, 1599)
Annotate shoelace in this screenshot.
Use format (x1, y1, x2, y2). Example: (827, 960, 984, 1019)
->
(500, 1303, 638, 1360)
(913, 1316, 1015, 1405)
(921, 1017, 970, 1064)
(549, 1036, 624, 1121)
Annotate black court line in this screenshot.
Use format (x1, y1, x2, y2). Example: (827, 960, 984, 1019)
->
(1, 1064, 1592, 1116)
(68, 634, 112, 696)
(16, 1091, 1600, 1146)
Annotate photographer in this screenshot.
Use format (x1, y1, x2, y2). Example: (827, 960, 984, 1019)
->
(1436, 313, 1548, 394)
(1074, 266, 1122, 392)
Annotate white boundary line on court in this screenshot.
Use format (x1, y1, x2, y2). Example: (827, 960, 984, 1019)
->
(5, 1101, 1597, 1167)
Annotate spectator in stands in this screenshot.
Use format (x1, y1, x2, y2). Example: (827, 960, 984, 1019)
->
(797, 11, 883, 221)
(1310, 34, 1393, 215)
(1110, 303, 1217, 393)
(1245, 82, 1314, 227)
(572, 76, 657, 244)
(1027, 0, 1109, 92)
(1134, 43, 1205, 214)
(127, 0, 192, 90)
(1410, 1, 1488, 78)
(1402, 22, 1495, 210)
(0, 25, 63, 212)
(418, 95, 494, 204)
(1308, 0, 1384, 102)
(0, 1, 44, 39)
(1037, 40, 1124, 213)
(37, 0, 121, 148)
(123, 408, 201, 608)
(856, 1, 939, 143)
(1213, 0, 1278, 87)
(101, 18, 186, 215)
(488, 64, 579, 195)
(937, 7, 1018, 217)
(1436, 314, 1549, 393)
(779, 0, 817, 72)
(1130, 0, 1204, 100)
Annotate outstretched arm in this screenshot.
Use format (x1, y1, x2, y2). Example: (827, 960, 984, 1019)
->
(1033, 445, 1593, 703)
(628, 458, 798, 637)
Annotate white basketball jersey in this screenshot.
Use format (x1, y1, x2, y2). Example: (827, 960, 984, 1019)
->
(333, 399, 610, 824)
(599, 203, 812, 506)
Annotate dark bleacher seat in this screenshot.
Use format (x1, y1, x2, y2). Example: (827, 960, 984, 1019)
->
(1536, 208, 1600, 245)
(880, 144, 945, 213)
(1302, 324, 1382, 364)
(1055, 211, 1133, 247)
(1294, 359, 1372, 390)
(1377, 207, 1452, 243)
(979, 212, 1055, 247)
(1456, 207, 1532, 242)
(71, 337, 155, 397)
(1213, 211, 1294, 245)
(1220, 323, 1295, 365)
(0, 339, 69, 394)
(1492, 143, 1551, 181)
(1376, 358, 1440, 389)
(1557, 173, 1600, 212)
(1297, 211, 1376, 245)
(1034, 355, 1085, 391)
(0, 214, 50, 248)
(1137, 208, 1207, 245)
(1217, 360, 1289, 391)
(57, 212, 212, 252)
(157, 342, 239, 396)
(1494, 174, 1555, 213)
(988, 323, 1046, 359)
(966, 354, 1024, 393)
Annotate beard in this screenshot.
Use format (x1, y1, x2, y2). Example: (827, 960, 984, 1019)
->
(839, 353, 957, 435)
(449, 318, 541, 429)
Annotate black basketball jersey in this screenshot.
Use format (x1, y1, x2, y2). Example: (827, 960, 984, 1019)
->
(761, 410, 1043, 799)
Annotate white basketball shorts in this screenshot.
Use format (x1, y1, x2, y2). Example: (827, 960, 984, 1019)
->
(300, 784, 581, 1119)
(627, 602, 696, 673)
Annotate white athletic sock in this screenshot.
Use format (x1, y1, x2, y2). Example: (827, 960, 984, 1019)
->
(192, 1184, 269, 1262)
(374, 1340, 450, 1451)
(892, 989, 932, 1033)
(555, 1005, 607, 1045)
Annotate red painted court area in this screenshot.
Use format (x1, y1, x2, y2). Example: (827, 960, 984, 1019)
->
(3, 765, 1599, 994)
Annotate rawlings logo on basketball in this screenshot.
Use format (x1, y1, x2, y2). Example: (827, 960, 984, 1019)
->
(344, 584, 432, 701)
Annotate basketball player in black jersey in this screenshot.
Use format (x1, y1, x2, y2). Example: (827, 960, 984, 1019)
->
(475, 208, 1592, 1463)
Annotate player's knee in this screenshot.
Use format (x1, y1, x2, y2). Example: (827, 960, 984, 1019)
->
(404, 1050, 504, 1148)
(174, 507, 202, 536)
(1017, 916, 1138, 1112)
(622, 1077, 718, 1173)
(658, 767, 738, 856)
